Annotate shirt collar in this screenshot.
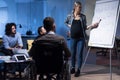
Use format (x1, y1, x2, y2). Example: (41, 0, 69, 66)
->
(48, 31, 55, 34)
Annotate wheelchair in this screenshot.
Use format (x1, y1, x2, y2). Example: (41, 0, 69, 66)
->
(31, 40, 71, 80)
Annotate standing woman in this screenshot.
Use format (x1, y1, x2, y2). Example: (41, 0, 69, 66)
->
(65, 1, 99, 77)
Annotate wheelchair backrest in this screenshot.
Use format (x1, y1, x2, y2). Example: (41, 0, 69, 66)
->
(32, 40, 64, 73)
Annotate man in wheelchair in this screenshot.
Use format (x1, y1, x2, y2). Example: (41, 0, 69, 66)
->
(29, 17, 71, 80)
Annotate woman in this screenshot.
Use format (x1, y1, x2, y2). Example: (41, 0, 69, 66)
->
(65, 1, 99, 77)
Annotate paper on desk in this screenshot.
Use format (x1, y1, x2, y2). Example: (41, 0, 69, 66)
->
(0, 56, 11, 61)
(12, 48, 29, 57)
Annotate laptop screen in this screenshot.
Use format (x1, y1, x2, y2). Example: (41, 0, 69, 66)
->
(14, 54, 27, 62)
(16, 55, 26, 61)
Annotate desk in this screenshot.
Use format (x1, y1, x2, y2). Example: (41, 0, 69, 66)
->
(3, 60, 36, 80)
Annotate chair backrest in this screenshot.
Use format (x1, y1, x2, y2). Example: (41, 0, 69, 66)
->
(27, 40, 34, 51)
(32, 40, 64, 74)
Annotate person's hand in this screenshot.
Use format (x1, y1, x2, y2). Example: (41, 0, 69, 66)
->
(92, 22, 99, 28)
(91, 19, 101, 29)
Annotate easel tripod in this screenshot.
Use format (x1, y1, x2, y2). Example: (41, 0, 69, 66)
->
(81, 47, 113, 80)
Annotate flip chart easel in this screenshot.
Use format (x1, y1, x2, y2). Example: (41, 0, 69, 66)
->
(82, 0, 120, 80)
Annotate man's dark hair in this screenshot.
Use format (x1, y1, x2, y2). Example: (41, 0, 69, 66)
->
(43, 17, 54, 32)
(5, 23, 16, 35)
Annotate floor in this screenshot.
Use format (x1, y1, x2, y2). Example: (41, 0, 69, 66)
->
(71, 64, 120, 80)
(71, 48, 120, 80)
(35, 48, 120, 80)
(1, 48, 120, 80)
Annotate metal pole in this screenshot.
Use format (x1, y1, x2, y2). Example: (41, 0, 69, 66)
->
(81, 47, 91, 71)
(109, 49, 112, 80)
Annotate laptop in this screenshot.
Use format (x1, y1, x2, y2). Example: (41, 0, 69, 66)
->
(12, 54, 28, 62)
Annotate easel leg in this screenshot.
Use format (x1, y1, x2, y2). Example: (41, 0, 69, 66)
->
(109, 49, 112, 80)
(81, 47, 113, 80)
(81, 47, 91, 71)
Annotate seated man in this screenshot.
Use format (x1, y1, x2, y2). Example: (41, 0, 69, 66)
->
(1, 23, 25, 76)
(35, 26, 46, 39)
(29, 17, 71, 79)
(29, 17, 71, 58)
(2, 23, 23, 56)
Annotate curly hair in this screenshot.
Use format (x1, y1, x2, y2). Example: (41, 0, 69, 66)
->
(5, 23, 16, 35)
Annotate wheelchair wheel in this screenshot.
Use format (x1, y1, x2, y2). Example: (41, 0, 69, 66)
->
(24, 61, 37, 80)
(62, 61, 71, 80)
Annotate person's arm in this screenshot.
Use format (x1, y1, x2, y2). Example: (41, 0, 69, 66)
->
(86, 23, 98, 30)
(65, 14, 72, 28)
(66, 24, 71, 28)
(5, 47, 13, 51)
(16, 32, 23, 48)
(3, 35, 13, 50)
(87, 19, 101, 30)
(62, 39, 71, 58)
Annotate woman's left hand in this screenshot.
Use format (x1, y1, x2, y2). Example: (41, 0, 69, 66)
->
(92, 22, 99, 28)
